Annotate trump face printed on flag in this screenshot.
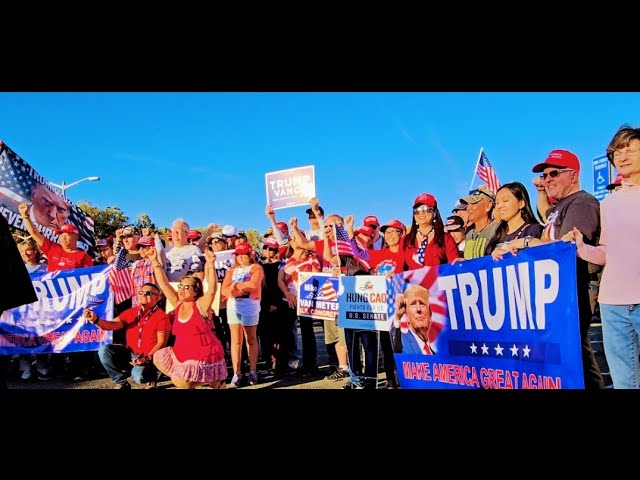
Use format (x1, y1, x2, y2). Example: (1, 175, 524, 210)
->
(31, 182, 70, 230)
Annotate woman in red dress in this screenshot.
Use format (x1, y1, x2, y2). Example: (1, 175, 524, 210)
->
(150, 249, 227, 389)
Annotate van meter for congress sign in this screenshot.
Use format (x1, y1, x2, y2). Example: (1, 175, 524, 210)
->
(297, 272, 339, 320)
(265, 165, 316, 210)
(337, 276, 389, 331)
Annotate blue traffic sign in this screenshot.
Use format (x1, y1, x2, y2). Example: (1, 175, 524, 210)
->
(592, 155, 610, 202)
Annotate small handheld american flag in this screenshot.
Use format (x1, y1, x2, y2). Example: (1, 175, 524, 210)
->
(108, 250, 134, 305)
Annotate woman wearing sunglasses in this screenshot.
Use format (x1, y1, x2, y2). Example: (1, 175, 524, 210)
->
(404, 193, 460, 271)
(149, 248, 227, 389)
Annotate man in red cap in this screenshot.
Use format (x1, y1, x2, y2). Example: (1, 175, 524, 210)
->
(363, 215, 383, 249)
(520, 149, 605, 389)
(19, 203, 95, 381)
(187, 229, 202, 245)
(19, 203, 93, 271)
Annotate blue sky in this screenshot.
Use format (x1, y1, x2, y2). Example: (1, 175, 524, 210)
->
(0, 92, 636, 234)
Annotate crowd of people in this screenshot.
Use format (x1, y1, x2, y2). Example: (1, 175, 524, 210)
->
(4, 124, 640, 390)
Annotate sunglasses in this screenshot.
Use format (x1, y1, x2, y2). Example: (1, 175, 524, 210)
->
(367, 225, 378, 230)
(177, 284, 195, 290)
(138, 290, 158, 297)
(413, 205, 435, 215)
(540, 169, 573, 180)
(264, 246, 278, 252)
(468, 189, 495, 200)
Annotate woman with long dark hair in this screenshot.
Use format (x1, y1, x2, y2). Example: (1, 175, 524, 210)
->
(487, 182, 543, 260)
(403, 193, 460, 270)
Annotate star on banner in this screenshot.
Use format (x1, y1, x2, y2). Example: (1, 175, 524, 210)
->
(494, 344, 504, 356)
(470, 343, 478, 354)
(522, 345, 531, 358)
(481, 343, 489, 355)
(510, 344, 519, 357)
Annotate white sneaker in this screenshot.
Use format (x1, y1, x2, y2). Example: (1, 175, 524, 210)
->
(21, 370, 32, 380)
(288, 358, 300, 370)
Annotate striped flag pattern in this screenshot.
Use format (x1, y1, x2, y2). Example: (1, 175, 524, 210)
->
(477, 151, 501, 194)
(316, 279, 338, 301)
(108, 250, 134, 305)
(333, 223, 371, 271)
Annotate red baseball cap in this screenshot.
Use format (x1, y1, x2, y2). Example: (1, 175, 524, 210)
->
(380, 219, 407, 234)
(55, 223, 80, 236)
(532, 149, 581, 173)
(355, 225, 375, 238)
(276, 221, 289, 235)
(263, 237, 279, 249)
(363, 215, 380, 227)
(187, 230, 201, 240)
(606, 173, 623, 191)
(135, 236, 156, 248)
(413, 193, 437, 208)
(234, 243, 253, 256)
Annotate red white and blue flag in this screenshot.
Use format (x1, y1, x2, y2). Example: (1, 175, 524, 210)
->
(108, 250, 134, 305)
(333, 223, 370, 271)
(476, 151, 501, 194)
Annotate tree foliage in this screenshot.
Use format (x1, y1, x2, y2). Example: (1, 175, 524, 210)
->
(135, 214, 156, 232)
(77, 202, 129, 239)
(247, 229, 261, 250)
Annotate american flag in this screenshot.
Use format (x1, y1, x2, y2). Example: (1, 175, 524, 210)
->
(316, 279, 338, 301)
(333, 223, 370, 271)
(0, 142, 96, 249)
(476, 151, 501, 194)
(108, 250, 134, 305)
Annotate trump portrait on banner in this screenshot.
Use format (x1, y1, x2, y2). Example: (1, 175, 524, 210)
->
(391, 284, 437, 355)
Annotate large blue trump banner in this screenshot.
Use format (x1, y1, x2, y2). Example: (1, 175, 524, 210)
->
(390, 242, 584, 389)
(0, 265, 113, 354)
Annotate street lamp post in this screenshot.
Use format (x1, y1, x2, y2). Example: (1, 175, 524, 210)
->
(49, 176, 100, 197)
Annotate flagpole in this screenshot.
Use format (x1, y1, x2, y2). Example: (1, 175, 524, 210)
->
(468, 147, 484, 192)
(332, 224, 341, 268)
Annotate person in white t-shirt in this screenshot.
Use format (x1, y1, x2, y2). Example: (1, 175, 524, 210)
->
(162, 219, 204, 282)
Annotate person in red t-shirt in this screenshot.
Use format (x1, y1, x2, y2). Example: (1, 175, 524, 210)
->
(19, 203, 93, 272)
(84, 282, 171, 389)
(20, 202, 95, 380)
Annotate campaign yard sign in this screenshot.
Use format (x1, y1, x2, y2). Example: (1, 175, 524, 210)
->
(388, 242, 584, 389)
(337, 275, 389, 331)
(297, 272, 340, 320)
(265, 165, 316, 210)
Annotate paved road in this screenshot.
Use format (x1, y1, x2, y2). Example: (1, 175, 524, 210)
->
(5, 322, 609, 390)
(5, 322, 366, 390)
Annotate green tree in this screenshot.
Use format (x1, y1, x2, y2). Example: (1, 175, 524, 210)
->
(77, 201, 129, 239)
(247, 229, 261, 250)
(135, 214, 156, 233)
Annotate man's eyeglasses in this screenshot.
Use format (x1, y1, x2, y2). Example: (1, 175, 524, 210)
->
(138, 290, 158, 297)
(368, 225, 378, 230)
(540, 169, 573, 180)
(264, 247, 278, 252)
(177, 284, 195, 290)
(608, 147, 640, 161)
(413, 205, 435, 215)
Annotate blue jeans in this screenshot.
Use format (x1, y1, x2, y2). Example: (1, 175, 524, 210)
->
(98, 344, 158, 386)
(600, 303, 640, 389)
